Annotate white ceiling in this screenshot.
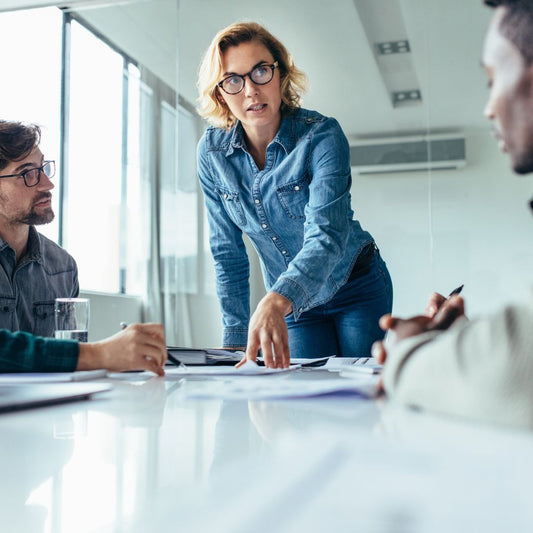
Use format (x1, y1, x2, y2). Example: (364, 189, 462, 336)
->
(177, 0, 493, 139)
(0, 0, 494, 140)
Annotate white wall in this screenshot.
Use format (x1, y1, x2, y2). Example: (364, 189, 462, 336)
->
(353, 127, 533, 318)
(80, 291, 143, 341)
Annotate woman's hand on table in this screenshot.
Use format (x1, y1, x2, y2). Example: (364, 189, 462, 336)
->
(236, 292, 292, 369)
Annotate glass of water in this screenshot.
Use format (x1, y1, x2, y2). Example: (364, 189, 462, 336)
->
(54, 298, 90, 342)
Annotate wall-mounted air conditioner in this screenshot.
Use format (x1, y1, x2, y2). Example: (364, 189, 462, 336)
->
(350, 132, 466, 174)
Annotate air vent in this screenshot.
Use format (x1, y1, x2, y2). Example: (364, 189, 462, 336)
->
(350, 133, 466, 174)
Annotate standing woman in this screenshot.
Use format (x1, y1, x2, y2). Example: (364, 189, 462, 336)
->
(197, 22, 392, 368)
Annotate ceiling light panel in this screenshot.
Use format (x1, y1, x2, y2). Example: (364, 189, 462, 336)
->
(353, 0, 422, 108)
(376, 40, 411, 55)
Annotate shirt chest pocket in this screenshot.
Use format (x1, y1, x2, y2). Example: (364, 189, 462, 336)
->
(33, 301, 55, 321)
(216, 187, 247, 226)
(0, 296, 15, 315)
(32, 301, 56, 337)
(276, 179, 309, 220)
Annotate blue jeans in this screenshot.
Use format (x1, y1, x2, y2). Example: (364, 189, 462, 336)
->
(285, 252, 393, 358)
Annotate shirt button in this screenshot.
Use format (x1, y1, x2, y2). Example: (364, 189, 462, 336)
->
(282, 250, 287, 255)
(294, 185, 300, 191)
(254, 199, 260, 204)
(272, 237, 277, 241)
(298, 307, 303, 313)
(223, 193, 228, 199)
(261, 224, 267, 229)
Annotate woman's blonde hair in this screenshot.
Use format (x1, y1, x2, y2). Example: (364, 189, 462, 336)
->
(197, 21, 308, 130)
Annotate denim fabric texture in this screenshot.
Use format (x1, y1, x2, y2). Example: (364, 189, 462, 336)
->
(198, 107, 389, 347)
(285, 251, 393, 358)
(0, 227, 79, 337)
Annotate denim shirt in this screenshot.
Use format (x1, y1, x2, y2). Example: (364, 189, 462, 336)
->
(0, 227, 79, 337)
(198, 108, 373, 347)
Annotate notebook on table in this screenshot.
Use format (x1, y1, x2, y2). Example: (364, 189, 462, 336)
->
(167, 347, 243, 366)
(0, 382, 112, 413)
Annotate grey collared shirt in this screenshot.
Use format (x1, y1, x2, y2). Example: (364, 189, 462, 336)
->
(0, 227, 79, 337)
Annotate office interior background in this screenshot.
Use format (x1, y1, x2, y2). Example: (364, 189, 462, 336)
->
(0, 0, 531, 347)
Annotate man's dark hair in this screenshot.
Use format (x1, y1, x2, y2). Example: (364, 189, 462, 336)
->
(0, 121, 41, 171)
(484, 0, 533, 65)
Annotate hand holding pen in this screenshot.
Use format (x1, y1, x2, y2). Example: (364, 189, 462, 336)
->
(424, 284, 464, 318)
(120, 322, 185, 369)
(373, 284, 466, 371)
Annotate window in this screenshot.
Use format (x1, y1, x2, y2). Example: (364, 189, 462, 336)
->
(0, 6, 201, 311)
(66, 19, 125, 293)
(0, 7, 62, 242)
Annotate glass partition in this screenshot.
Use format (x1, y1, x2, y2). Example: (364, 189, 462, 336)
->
(1, 0, 531, 346)
(178, 0, 532, 324)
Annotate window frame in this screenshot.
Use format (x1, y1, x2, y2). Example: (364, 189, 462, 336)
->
(60, 11, 140, 294)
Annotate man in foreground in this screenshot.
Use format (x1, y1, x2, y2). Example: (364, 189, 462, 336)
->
(0, 120, 78, 337)
(374, 0, 533, 429)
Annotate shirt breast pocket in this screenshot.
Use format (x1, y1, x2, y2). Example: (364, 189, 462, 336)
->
(33, 301, 56, 337)
(276, 179, 309, 220)
(216, 187, 247, 226)
(32, 300, 55, 337)
(33, 301, 55, 320)
(0, 296, 15, 315)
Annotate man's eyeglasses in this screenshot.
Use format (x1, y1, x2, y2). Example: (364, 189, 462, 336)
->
(217, 61, 279, 95)
(0, 160, 55, 188)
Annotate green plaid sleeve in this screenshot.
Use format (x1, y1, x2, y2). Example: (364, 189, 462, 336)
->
(0, 329, 79, 372)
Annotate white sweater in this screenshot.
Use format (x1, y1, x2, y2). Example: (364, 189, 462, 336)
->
(382, 292, 533, 429)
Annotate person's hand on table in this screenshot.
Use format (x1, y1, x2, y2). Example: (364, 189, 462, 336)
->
(77, 323, 167, 376)
(236, 292, 292, 369)
(372, 294, 465, 368)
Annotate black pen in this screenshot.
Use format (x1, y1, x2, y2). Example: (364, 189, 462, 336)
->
(448, 284, 464, 297)
(120, 322, 185, 368)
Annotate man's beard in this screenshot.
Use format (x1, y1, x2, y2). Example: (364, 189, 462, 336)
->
(18, 207, 54, 226)
(17, 194, 55, 226)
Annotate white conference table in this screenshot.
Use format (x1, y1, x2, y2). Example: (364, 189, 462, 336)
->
(1, 367, 533, 532)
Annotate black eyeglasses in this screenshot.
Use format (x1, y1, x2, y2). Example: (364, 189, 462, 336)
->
(0, 160, 55, 188)
(217, 61, 279, 95)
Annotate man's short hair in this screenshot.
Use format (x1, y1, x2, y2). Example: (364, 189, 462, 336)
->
(484, 0, 533, 65)
(0, 121, 41, 171)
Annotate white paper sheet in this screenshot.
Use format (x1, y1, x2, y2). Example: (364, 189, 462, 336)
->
(164, 361, 301, 377)
(186, 375, 380, 400)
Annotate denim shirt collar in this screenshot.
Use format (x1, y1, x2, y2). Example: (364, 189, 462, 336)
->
(0, 226, 42, 264)
(226, 112, 297, 157)
(26, 226, 43, 263)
